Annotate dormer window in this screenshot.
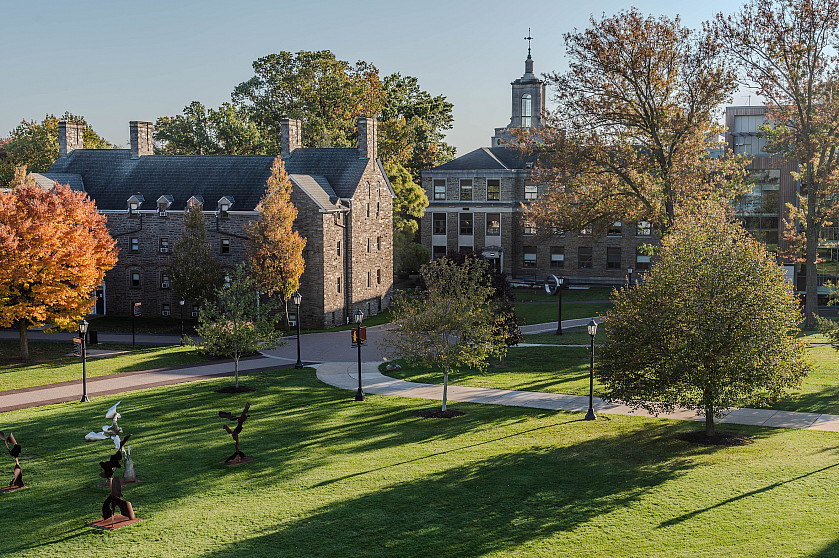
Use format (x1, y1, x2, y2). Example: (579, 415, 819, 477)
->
(127, 194, 144, 217)
(187, 195, 204, 209)
(217, 196, 234, 218)
(157, 195, 173, 217)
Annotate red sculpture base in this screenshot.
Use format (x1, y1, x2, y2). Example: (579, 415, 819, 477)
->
(87, 514, 141, 530)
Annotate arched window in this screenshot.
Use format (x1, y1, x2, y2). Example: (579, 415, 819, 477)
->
(521, 94, 532, 128)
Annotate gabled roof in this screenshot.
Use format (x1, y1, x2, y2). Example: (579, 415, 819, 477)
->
(289, 174, 340, 211)
(30, 172, 85, 192)
(429, 147, 535, 172)
(43, 147, 380, 211)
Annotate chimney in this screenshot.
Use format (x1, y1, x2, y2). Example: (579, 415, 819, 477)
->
(281, 118, 302, 158)
(129, 121, 154, 158)
(58, 121, 84, 157)
(357, 117, 377, 160)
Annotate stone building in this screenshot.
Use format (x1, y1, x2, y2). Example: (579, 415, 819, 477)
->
(37, 118, 394, 327)
(420, 51, 654, 285)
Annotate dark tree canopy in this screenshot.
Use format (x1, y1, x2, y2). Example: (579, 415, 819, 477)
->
(167, 202, 223, 304)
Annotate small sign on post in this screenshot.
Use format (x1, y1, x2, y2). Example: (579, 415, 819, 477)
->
(351, 327, 367, 347)
(73, 337, 83, 357)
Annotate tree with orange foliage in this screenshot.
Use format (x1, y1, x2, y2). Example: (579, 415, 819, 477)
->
(0, 170, 118, 360)
(245, 157, 307, 328)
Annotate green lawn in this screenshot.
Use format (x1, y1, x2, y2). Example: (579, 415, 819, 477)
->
(515, 302, 612, 325)
(525, 329, 606, 345)
(385, 345, 839, 416)
(0, 341, 207, 391)
(4, 367, 839, 556)
(513, 286, 614, 303)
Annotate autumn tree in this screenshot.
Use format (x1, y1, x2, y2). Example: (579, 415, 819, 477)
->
(167, 201, 222, 305)
(245, 157, 306, 327)
(0, 113, 113, 186)
(0, 175, 118, 360)
(524, 9, 747, 237)
(193, 264, 283, 390)
(380, 258, 507, 412)
(715, 0, 839, 329)
(598, 205, 809, 437)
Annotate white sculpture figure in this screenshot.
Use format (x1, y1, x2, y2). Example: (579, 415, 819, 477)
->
(85, 400, 136, 482)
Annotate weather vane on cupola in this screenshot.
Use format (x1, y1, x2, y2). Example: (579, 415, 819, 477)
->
(524, 28, 533, 59)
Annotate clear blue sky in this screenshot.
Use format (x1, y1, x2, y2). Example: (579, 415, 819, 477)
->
(1, 0, 747, 156)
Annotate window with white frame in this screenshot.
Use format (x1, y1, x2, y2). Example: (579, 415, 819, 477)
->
(433, 179, 446, 200)
(130, 237, 139, 252)
(486, 213, 501, 236)
(550, 247, 564, 268)
(487, 179, 501, 201)
(608, 222, 622, 237)
(432, 213, 446, 235)
(524, 183, 538, 200)
(460, 179, 473, 201)
(637, 221, 652, 236)
(523, 220, 536, 235)
(460, 213, 473, 235)
(521, 94, 532, 128)
(523, 246, 537, 268)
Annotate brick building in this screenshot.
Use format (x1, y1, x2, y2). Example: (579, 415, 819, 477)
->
(37, 118, 394, 327)
(420, 52, 654, 285)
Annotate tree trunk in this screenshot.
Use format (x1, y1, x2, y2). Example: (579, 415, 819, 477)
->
(705, 403, 715, 437)
(234, 356, 239, 389)
(18, 320, 29, 361)
(442, 370, 449, 412)
(804, 202, 820, 330)
(284, 298, 290, 333)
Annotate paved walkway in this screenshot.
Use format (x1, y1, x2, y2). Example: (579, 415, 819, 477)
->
(316, 362, 839, 432)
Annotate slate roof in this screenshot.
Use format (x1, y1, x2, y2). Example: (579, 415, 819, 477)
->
(31, 172, 85, 192)
(43, 147, 378, 211)
(289, 174, 339, 210)
(429, 147, 535, 172)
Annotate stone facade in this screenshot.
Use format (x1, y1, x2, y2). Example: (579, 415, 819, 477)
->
(43, 118, 394, 327)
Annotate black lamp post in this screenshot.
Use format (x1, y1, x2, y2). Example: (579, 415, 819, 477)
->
(179, 298, 185, 346)
(79, 319, 90, 403)
(292, 291, 303, 369)
(354, 309, 365, 401)
(585, 318, 597, 420)
(555, 276, 566, 336)
(627, 266, 634, 287)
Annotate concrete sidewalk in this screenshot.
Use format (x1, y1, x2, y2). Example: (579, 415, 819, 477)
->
(0, 357, 283, 413)
(316, 362, 839, 432)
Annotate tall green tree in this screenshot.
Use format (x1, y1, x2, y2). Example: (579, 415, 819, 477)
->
(524, 9, 747, 236)
(715, 0, 839, 329)
(384, 161, 430, 274)
(193, 264, 283, 390)
(154, 101, 269, 155)
(0, 113, 113, 186)
(167, 202, 222, 305)
(245, 157, 307, 327)
(598, 204, 810, 436)
(380, 258, 506, 412)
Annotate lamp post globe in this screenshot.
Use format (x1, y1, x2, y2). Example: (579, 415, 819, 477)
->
(292, 291, 303, 369)
(585, 319, 597, 421)
(627, 267, 634, 287)
(78, 319, 89, 403)
(354, 310, 365, 401)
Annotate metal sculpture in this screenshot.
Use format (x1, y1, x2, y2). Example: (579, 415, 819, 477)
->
(0, 432, 24, 491)
(87, 434, 139, 530)
(218, 403, 252, 464)
(85, 401, 136, 482)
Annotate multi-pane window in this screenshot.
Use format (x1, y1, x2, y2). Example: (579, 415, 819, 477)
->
(637, 221, 652, 236)
(460, 179, 473, 201)
(607, 247, 622, 269)
(376, 202, 380, 218)
(523, 220, 536, 235)
(130, 237, 139, 252)
(460, 213, 473, 235)
(607, 222, 622, 237)
(192, 304, 199, 318)
(432, 213, 446, 235)
(524, 183, 538, 200)
(218, 238, 229, 254)
(161, 274, 170, 289)
(159, 237, 170, 253)
(366, 203, 370, 218)
(337, 241, 341, 257)
(223, 274, 231, 288)
(521, 94, 532, 128)
(366, 271, 371, 287)
(550, 247, 565, 268)
(579, 227, 592, 236)
(131, 271, 141, 287)
(377, 269, 381, 284)
(337, 276, 342, 293)
(523, 246, 537, 268)
(636, 249, 651, 270)
(486, 213, 501, 236)
(162, 303, 171, 316)
(487, 179, 501, 201)
(432, 245, 447, 259)
(433, 179, 446, 200)
(578, 246, 593, 268)
(367, 238, 371, 253)
(377, 236, 381, 251)
(734, 169, 781, 248)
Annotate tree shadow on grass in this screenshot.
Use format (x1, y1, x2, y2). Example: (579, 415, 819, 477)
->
(197, 423, 735, 558)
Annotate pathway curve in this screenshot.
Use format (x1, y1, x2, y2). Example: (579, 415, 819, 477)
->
(316, 362, 839, 433)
